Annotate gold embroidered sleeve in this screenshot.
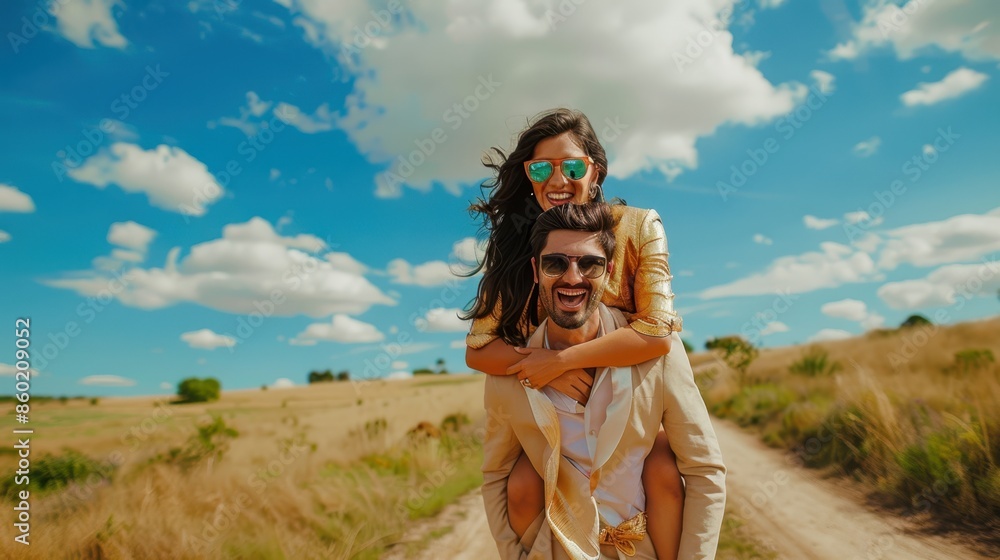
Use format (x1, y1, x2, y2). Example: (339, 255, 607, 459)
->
(466, 299, 502, 350)
(629, 209, 682, 336)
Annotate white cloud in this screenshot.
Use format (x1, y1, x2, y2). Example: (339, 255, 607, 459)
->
(325, 252, 368, 274)
(807, 329, 853, 342)
(828, 0, 1000, 62)
(159, 381, 172, 390)
(68, 143, 224, 216)
(853, 136, 881, 157)
(877, 259, 1000, 309)
(292, 314, 385, 344)
(271, 377, 295, 389)
(391, 360, 408, 370)
(878, 207, 1000, 270)
(0, 230, 10, 243)
(753, 233, 773, 245)
(0, 184, 36, 213)
(42, 216, 394, 316)
(221, 217, 326, 252)
(759, 321, 789, 336)
(821, 298, 868, 322)
(273, 101, 335, 133)
(416, 308, 470, 332)
(843, 210, 884, 228)
(810, 70, 836, 94)
(758, 0, 788, 9)
(700, 242, 880, 298)
(820, 298, 886, 330)
(111, 248, 144, 263)
(270, 168, 281, 181)
(804, 215, 839, 230)
(452, 236, 487, 264)
(181, 329, 236, 350)
(388, 258, 461, 286)
(108, 221, 157, 252)
(387, 370, 413, 380)
(48, 0, 127, 49)
(450, 340, 466, 349)
(79, 374, 136, 387)
(900, 67, 989, 107)
(922, 144, 937, 157)
(280, 0, 806, 197)
(0, 363, 40, 377)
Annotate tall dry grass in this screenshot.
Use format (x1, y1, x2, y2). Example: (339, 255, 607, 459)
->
(696, 316, 1000, 531)
(0, 375, 487, 559)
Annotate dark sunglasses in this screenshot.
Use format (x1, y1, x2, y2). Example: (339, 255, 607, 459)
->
(539, 253, 608, 279)
(524, 156, 594, 183)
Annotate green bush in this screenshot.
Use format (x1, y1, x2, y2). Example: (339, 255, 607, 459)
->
(712, 383, 794, 427)
(900, 314, 932, 328)
(441, 412, 470, 432)
(2, 449, 114, 500)
(176, 377, 221, 403)
(789, 347, 842, 377)
(947, 349, 995, 375)
(153, 415, 238, 470)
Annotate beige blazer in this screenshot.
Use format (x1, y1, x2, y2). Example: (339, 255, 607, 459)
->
(482, 305, 726, 560)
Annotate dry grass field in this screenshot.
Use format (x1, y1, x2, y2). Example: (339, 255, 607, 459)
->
(0, 375, 489, 559)
(696, 315, 1000, 543)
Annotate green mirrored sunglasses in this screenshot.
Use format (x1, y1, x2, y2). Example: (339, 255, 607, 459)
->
(523, 156, 594, 183)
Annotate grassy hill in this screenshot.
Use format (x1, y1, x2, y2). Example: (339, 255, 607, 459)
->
(693, 315, 1000, 538)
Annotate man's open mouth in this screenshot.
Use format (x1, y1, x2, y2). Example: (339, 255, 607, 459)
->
(555, 287, 588, 310)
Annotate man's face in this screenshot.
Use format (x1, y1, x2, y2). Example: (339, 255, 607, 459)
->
(533, 230, 612, 330)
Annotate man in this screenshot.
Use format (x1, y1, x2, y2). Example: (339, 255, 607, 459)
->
(481, 202, 726, 560)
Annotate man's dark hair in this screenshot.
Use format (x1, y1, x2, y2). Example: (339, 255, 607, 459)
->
(530, 202, 618, 262)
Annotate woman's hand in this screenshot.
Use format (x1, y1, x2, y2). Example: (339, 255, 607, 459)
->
(507, 347, 572, 388)
(547, 368, 594, 405)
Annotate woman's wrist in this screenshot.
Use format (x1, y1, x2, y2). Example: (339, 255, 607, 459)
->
(557, 344, 584, 371)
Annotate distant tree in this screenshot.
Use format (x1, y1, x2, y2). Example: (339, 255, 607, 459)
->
(436, 358, 447, 374)
(336, 370, 350, 382)
(261, 384, 268, 391)
(413, 367, 435, 375)
(308, 370, 335, 384)
(177, 377, 221, 403)
(900, 314, 932, 329)
(682, 339, 694, 353)
(706, 336, 758, 387)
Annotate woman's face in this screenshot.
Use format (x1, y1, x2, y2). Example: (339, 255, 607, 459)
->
(529, 132, 599, 212)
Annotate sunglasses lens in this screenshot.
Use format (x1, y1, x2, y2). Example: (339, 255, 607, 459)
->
(562, 159, 587, 180)
(527, 161, 553, 183)
(540, 255, 568, 277)
(578, 256, 607, 278)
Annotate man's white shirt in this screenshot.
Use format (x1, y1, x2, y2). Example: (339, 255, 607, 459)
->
(540, 315, 647, 528)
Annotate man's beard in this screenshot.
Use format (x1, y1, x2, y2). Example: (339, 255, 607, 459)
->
(539, 281, 605, 330)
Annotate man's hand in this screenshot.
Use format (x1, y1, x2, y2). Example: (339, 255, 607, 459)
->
(547, 368, 594, 404)
(507, 347, 570, 388)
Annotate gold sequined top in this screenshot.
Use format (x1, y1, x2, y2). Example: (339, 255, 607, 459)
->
(466, 204, 682, 350)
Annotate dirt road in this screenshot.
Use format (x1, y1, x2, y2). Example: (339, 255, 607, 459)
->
(388, 418, 989, 560)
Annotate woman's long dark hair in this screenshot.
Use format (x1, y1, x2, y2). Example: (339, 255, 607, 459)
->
(461, 108, 610, 347)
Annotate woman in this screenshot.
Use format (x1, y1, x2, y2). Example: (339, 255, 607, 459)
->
(464, 108, 685, 559)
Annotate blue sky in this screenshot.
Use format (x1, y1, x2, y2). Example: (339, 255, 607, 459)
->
(2, 0, 999, 397)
